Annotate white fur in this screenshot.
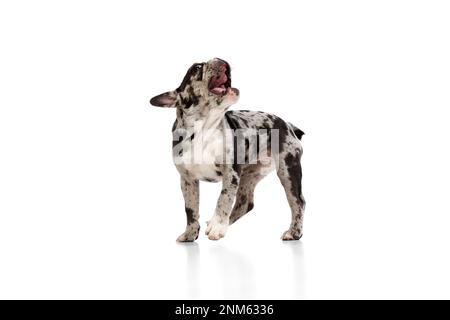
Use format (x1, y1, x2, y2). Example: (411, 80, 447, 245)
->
(175, 115, 228, 182)
(205, 215, 229, 240)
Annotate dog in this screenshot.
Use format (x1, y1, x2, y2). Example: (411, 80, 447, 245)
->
(150, 58, 305, 241)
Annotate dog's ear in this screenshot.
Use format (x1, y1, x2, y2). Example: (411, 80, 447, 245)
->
(150, 91, 177, 107)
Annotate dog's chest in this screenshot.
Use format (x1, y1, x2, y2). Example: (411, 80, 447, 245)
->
(174, 121, 226, 182)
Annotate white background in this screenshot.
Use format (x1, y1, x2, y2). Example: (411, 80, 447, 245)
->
(1, 0, 450, 299)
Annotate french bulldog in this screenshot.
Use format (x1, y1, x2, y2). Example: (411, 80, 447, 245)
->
(150, 58, 305, 241)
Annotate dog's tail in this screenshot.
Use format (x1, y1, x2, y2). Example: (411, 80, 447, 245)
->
(288, 122, 305, 140)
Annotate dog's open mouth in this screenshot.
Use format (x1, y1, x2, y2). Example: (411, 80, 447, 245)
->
(208, 64, 232, 95)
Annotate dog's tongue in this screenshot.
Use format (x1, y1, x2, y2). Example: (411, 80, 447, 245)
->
(210, 86, 226, 94)
(210, 73, 228, 93)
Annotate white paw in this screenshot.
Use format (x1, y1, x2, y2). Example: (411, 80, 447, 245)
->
(176, 224, 199, 242)
(281, 229, 302, 241)
(205, 216, 228, 240)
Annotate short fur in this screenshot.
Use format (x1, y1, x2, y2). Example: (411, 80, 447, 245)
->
(150, 58, 305, 241)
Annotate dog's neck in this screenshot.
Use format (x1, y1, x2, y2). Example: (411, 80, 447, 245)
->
(176, 104, 229, 132)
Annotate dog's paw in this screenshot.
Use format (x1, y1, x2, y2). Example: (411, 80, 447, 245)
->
(281, 229, 302, 241)
(176, 224, 200, 242)
(176, 232, 197, 242)
(205, 216, 228, 240)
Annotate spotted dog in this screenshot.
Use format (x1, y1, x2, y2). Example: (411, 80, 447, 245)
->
(150, 58, 305, 241)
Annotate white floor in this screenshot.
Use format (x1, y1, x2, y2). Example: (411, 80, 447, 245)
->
(1, 167, 450, 300)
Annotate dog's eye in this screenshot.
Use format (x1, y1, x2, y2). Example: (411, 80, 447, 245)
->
(193, 64, 203, 81)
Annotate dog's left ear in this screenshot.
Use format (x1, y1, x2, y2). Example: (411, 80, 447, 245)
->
(150, 91, 177, 107)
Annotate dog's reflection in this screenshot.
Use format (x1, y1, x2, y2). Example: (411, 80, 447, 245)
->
(177, 242, 255, 298)
(209, 244, 255, 298)
(282, 241, 305, 298)
(178, 242, 201, 298)
(178, 241, 305, 299)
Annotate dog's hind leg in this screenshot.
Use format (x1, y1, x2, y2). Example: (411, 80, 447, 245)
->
(277, 148, 305, 240)
(229, 173, 264, 225)
(177, 177, 200, 242)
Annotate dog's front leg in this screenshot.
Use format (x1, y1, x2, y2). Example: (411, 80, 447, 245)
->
(177, 177, 200, 242)
(205, 166, 240, 240)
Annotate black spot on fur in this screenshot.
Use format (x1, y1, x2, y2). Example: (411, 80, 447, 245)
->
(173, 135, 183, 148)
(262, 119, 271, 129)
(244, 138, 250, 163)
(225, 112, 241, 130)
(255, 132, 261, 156)
(247, 202, 254, 212)
(196, 64, 203, 81)
(180, 88, 200, 109)
(231, 176, 238, 185)
(225, 113, 244, 173)
(182, 97, 193, 108)
(285, 151, 304, 206)
(272, 116, 289, 153)
(176, 108, 183, 120)
(216, 170, 222, 176)
(292, 126, 304, 140)
(178, 76, 191, 93)
(185, 207, 195, 224)
(232, 163, 241, 175)
(235, 194, 247, 209)
(188, 87, 199, 105)
(171, 120, 178, 132)
(177, 63, 203, 93)
(190, 133, 195, 140)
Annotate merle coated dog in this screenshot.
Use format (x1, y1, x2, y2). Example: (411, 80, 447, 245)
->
(150, 58, 305, 241)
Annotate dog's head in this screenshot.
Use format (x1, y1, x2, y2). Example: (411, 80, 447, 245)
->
(150, 58, 239, 110)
